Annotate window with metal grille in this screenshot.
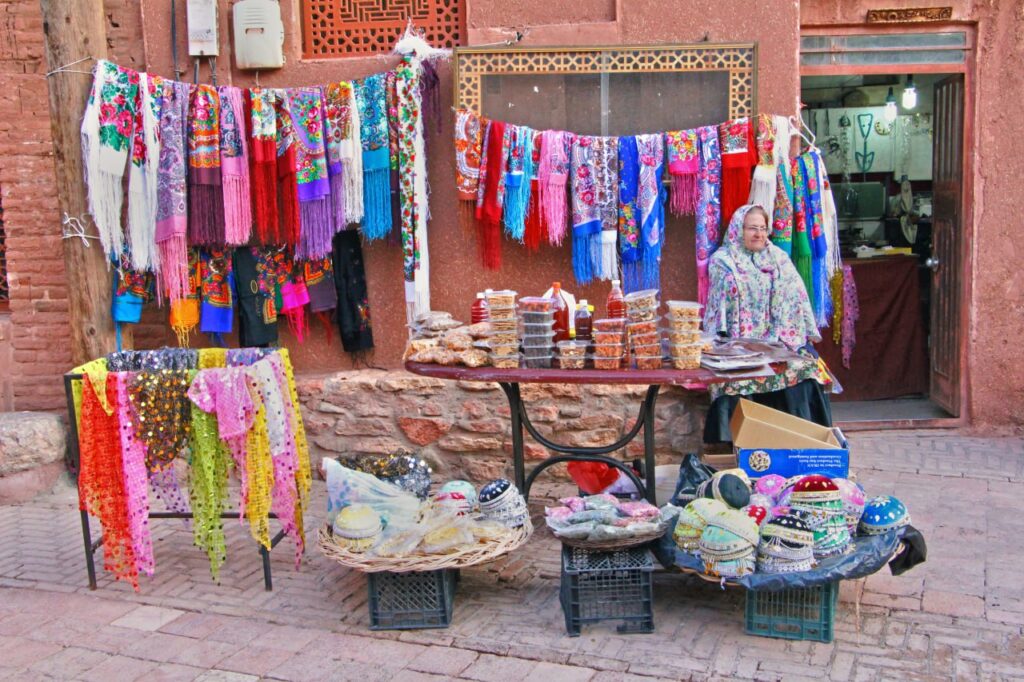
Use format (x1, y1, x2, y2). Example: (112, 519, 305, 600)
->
(301, 0, 465, 58)
(800, 32, 967, 67)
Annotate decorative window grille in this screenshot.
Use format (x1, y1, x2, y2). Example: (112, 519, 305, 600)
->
(302, 0, 465, 58)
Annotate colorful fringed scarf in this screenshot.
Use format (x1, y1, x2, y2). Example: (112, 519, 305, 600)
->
(323, 81, 353, 230)
(248, 87, 279, 243)
(771, 118, 795, 258)
(188, 85, 225, 245)
(82, 60, 138, 258)
(618, 136, 642, 291)
(790, 154, 814, 303)
(355, 74, 392, 240)
(454, 108, 484, 201)
(280, 273, 310, 343)
(112, 251, 151, 351)
(538, 130, 572, 246)
(199, 249, 233, 344)
(696, 125, 723, 305)
(570, 136, 618, 284)
(304, 257, 337, 340)
(523, 133, 545, 250)
(395, 56, 430, 317)
(749, 114, 778, 218)
(718, 118, 756, 235)
(287, 88, 334, 259)
(156, 80, 191, 302)
(503, 125, 534, 242)
(187, 393, 231, 580)
(815, 151, 842, 281)
(218, 86, 252, 246)
(475, 119, 509, 270)
(78, 374, 138, 589)
(275, 92, 302, 246)
(636, 133, 666, 291)
(127, 72, 163, 272)
(333, 229, 374, 355)
(116, 372, 155, 579)
(665, 129, 700, 216)
(799, 151, 832, 327)
(170, 248, 201, 346)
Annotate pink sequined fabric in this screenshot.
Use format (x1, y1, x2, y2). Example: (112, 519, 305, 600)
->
(841, 264, 859, 369)
(117, 373, 155, 576)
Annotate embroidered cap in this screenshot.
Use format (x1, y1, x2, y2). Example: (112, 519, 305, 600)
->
(859, 495, 910, 535)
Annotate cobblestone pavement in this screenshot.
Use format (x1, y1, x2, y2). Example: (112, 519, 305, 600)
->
(1, 432, 1023, 681)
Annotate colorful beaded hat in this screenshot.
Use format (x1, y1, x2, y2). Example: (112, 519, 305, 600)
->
(743, 504, 769, 527)
(754, 474, 787, 501)
(699, 509, 759, 578)
(704, 472, 751, 509)
(673, 498, 727, 551)
(790, 474, 841, 505)
(332, 504, 383, 552)
(859, 495, 910, 535)
(439, 480, 478, 510)
(757, 512, 816, 573)
(834, 478, 867, 534)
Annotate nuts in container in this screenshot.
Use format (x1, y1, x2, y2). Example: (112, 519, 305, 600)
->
(624, 289, 659, 310)
(667, 329, 702, 345)
(594, 342, 625, 358)
(593, 317, 628, 331)
(485, 289, 517, 308)
(490, 353, 521, 369)
(633, 354, 664, 370)
(667, 317, 702, 332)
(594, 330, 624, 345)
(487, 304, 517, 322)
(556, 340, 588, 369)
(591, 355, 623, 370)
(626, 318, 659, 336)
(666, 300, 702, 319)
(518, 296, 555, 312)
(524, 354, 554, 369)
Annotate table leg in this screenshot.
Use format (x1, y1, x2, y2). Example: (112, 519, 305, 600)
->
(642, 385, 660, 503)
(499, 382, 526, 492)
(80, 509, 97, 590)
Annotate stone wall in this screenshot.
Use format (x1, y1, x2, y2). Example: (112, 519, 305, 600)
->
(296, 370, 706, 483)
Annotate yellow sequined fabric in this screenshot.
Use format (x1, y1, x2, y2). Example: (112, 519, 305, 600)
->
(71, 358, 112, 424)
(277, 349, 312, 521)
(831, 269, 844, 345)
(244, 386, 275, 550)
(198, 348, 228, 369)
(188, 403, 231, 580)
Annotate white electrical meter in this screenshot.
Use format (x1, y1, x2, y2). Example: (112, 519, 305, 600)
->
(233, 0, 285, 70)
(187, 0, 219, 57)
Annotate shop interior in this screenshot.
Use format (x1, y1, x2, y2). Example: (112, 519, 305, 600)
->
(800, 73, 958, 423)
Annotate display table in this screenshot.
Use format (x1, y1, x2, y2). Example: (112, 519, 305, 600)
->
(819, 255, 929, 401)
(406, 353, 802, 503)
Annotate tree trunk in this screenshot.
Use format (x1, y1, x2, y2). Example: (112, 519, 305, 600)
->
(39, 0, 128, 364)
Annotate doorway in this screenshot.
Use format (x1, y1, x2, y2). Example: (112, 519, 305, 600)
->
(799, 29, 972, 427)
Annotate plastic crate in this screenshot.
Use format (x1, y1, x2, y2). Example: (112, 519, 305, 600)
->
(367, 569, 458, 630)
(559, 545, 655, 637)
(744, 581, 839, 642)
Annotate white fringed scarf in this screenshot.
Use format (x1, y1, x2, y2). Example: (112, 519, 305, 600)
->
(342, 83, 364, 225)
(127, 72, 163, 272)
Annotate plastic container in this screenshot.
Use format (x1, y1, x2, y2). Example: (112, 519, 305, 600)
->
(524, 346, 554, 361)
(591, 356, 623, 370)
(669, 356, 701, 370)
(632, 342, 661, 357)
(626, 306, 658, 323)
(745, 581, 838, 643)
(560, 545, 654, 637)
(522, 331, 557, 347)
(521, 320, 556, 334)
(594, 330, 624, 345)
(593, 317, 628, 332)
(489, 317, 518, 332)
(485, 330, 518, 346)
(489, 353, 521, 369)
(667, 329, 702, 345)
(521, 310, 556, 325)
(368, 569, 457, 630)
(669, 342, 703, 358)
(485, 289, 517, 308)
(667, 317, 702, 332)
(606, 280, 626, 320)
(666, 300, 702, 319)
(633, 354, 663, 370)
(471, 293, 489, 324)
(557, 339, 588, 358)
(490, 343, 518, 356)
(593, 342, 625, 358)
(518, 296, 555, 312)
(559, 355, 587, 369)
(626, 318, 660, 336)
(487, 304, 517, 322)
(624, 289, 659, 310)
(524, 354, 554, 369)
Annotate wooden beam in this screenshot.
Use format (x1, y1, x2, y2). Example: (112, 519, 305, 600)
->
(39, 0, 127, 364)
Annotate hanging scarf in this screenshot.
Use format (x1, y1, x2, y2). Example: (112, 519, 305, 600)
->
(475, 119, 509, 270)
(385, 70, 403, 231)
(799, 151, 832, 327)
(523, 133, 545, 251)
(112, 251, 152, 351)
(233, 247, 279, 347)
(218, 86, 252, 246)
(454, 108, 484, 201)
(816, 151, 842, 280)
(840, 264, 859, 368)
(82, 60, 138, 258)
(637, 133, 666, 291)
(170, 248, 201, 346)
(333, 229, 374, 355)
(703, 205, 820, 350)
(790, 155, 814, 301)
(286, 88, 335, 259)
(304, 257, 337, 340)
(187, 84, 225, 245)
(248, 87, 279, 243)
(342, 82, 364, 225)
(324, 81, 353, 230)
(128, 367, 193, 472)
(538, 130, 572, 246)
(618, 136, 642, 291)
(665, 128, 700, 216)
(199, 248, 233, 343)
(273, 349, 312, 556)
(355, 74, 392, 240)
(116, 372, 155, 579)
(187, 390, 231, 580)
(696, 125, 722, 305)
(275, 92, 302, 246)
(156, 80, 191, 302)
(570, 136, 618, 285)
(718, 118, 756, 234)
(749, 114, 778, 218)
(78, 374, 139, 589)
(503, 125, 534, 241)
(127, 72, 162, 272)
(772, 163, 795, 256)
(395, 56, 430, 318)
(280, 273, 310, 343)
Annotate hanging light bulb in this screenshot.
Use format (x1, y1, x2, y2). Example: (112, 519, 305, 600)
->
(884, 86, 898, 123)
(902, 75, 918, 110)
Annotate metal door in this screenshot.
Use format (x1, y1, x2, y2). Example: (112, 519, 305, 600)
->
(929, 75, 964, 416)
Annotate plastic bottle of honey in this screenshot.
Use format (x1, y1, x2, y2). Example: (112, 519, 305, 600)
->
(552, 282, 571, 343)
(607, 279, 625, 319)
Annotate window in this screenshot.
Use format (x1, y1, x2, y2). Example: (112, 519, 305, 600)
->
(800, 32, 967, 67)
(302, 0, 465, 58)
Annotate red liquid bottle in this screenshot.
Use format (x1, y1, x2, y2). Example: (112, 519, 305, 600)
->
(607, 279, 625, 319)
(551, 282, 570, 343)
(471, 292, 489, 324)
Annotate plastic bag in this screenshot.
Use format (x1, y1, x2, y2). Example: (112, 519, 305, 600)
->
(323, 458, 422, 532)
(671, 453, 715, 506)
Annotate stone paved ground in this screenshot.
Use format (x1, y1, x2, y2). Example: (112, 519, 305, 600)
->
(1, 431, 1023, 681)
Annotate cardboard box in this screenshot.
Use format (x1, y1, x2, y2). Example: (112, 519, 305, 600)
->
(731, 399, 849, 479)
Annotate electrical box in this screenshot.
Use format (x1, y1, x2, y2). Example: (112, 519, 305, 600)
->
(233, 0, 285, 70)
(187, 0, 219, 57)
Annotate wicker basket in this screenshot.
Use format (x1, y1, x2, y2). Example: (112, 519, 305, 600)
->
(550, 520, 670, 552)
(317, 517, 533, 573)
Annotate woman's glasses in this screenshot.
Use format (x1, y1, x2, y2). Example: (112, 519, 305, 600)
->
(743, 225, 769, 234)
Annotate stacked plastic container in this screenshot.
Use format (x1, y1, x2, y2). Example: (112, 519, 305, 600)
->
(591, 318, 627, 369)
(486, 290, 520, 369)
(519, 296, 556, 369)
(665, 301, 703, 370)
(624, 289, 663, 370)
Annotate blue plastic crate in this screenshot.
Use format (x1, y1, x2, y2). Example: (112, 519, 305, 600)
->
(744, 581, 839, 642)
(368, 569, 457, 630)
(559, 545, 655, 637)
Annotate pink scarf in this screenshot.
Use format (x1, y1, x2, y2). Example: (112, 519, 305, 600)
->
(537, 130, 573, 245)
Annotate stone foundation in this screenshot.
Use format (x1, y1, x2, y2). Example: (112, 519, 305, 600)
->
(0, 411, 67, 504)
(296, 370, 708, 484)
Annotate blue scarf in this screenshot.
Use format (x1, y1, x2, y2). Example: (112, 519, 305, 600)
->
(617, 136, 642, 292)
(355, 74, 392, 240)
(503, 125, 534, 241)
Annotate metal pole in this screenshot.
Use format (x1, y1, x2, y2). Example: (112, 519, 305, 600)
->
(500, 383, 527, 493)
(642, 385, 660, 503)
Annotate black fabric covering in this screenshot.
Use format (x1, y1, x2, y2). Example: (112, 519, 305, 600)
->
(703, 378, 834, 444)
(332, 230, 374, 354)
(232, 248, 278, 347)
(889, 525, 927, 576)
(670, 453, 716, 506)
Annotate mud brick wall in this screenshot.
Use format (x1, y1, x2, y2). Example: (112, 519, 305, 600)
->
(297, 370, 705, 483)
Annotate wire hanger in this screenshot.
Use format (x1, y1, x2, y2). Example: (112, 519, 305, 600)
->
(790, 113, 818, 151)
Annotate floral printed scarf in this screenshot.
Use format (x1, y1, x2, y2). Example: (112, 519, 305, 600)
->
(187, 84, 225, 245)
(395, 56, 430, 316)
(127, 72, 163, 272)
(287, 88, 335, 259)
(355, 74, 392, 240)
(156, 80, 191, 302)
(454, 108, 484, 201)
(696, 125, 723, 305)
(636, 133, 665, 291)
(324, 81, 354, 229)
(248, 87, 279, 243)
(665, 128, 700, 216)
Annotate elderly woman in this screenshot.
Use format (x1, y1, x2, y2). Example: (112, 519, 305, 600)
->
(702, 204, 834, 444)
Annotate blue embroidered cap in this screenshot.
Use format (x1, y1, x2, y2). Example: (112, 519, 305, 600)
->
(858, 495, 910, 535)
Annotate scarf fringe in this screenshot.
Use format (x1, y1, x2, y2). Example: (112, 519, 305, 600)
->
(599, 231, 618, 281)
(544, 181, 568, 246)
(297, 197, 335, 260)
(157, 233, 188, 302)
(458, 201, 476, 235)
(523, 188, 543, 251)
(223, 172, 252, 245)
(188, 184, 225, 246)
(669, 174, 699, 217)
(641, 245, 661, 292)
(279, 171, 300, 246)
(479, 218, 502, 270)
(623, 260, 642, 294)
(721, 166, 752, 231)
(572, 230, 594, 285)
(91, 171, 126, 258)
(361, 167, 392, 240)
(285, 308, 308, 343)
(330, 172, 347, 232)
(503, 178, 530, 242)
(127, 181, 158, 272)
(251, 141, 278, 243)
(749, 164, 777, 219)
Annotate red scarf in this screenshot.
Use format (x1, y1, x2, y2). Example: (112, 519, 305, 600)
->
(276, 93, 301, 246)
(475, 119, 507, 270)
(247, 88, 279, 244)
(719, 118, 757, 237)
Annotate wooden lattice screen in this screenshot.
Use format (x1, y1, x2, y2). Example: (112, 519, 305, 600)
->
(302, 0, 465, 58)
